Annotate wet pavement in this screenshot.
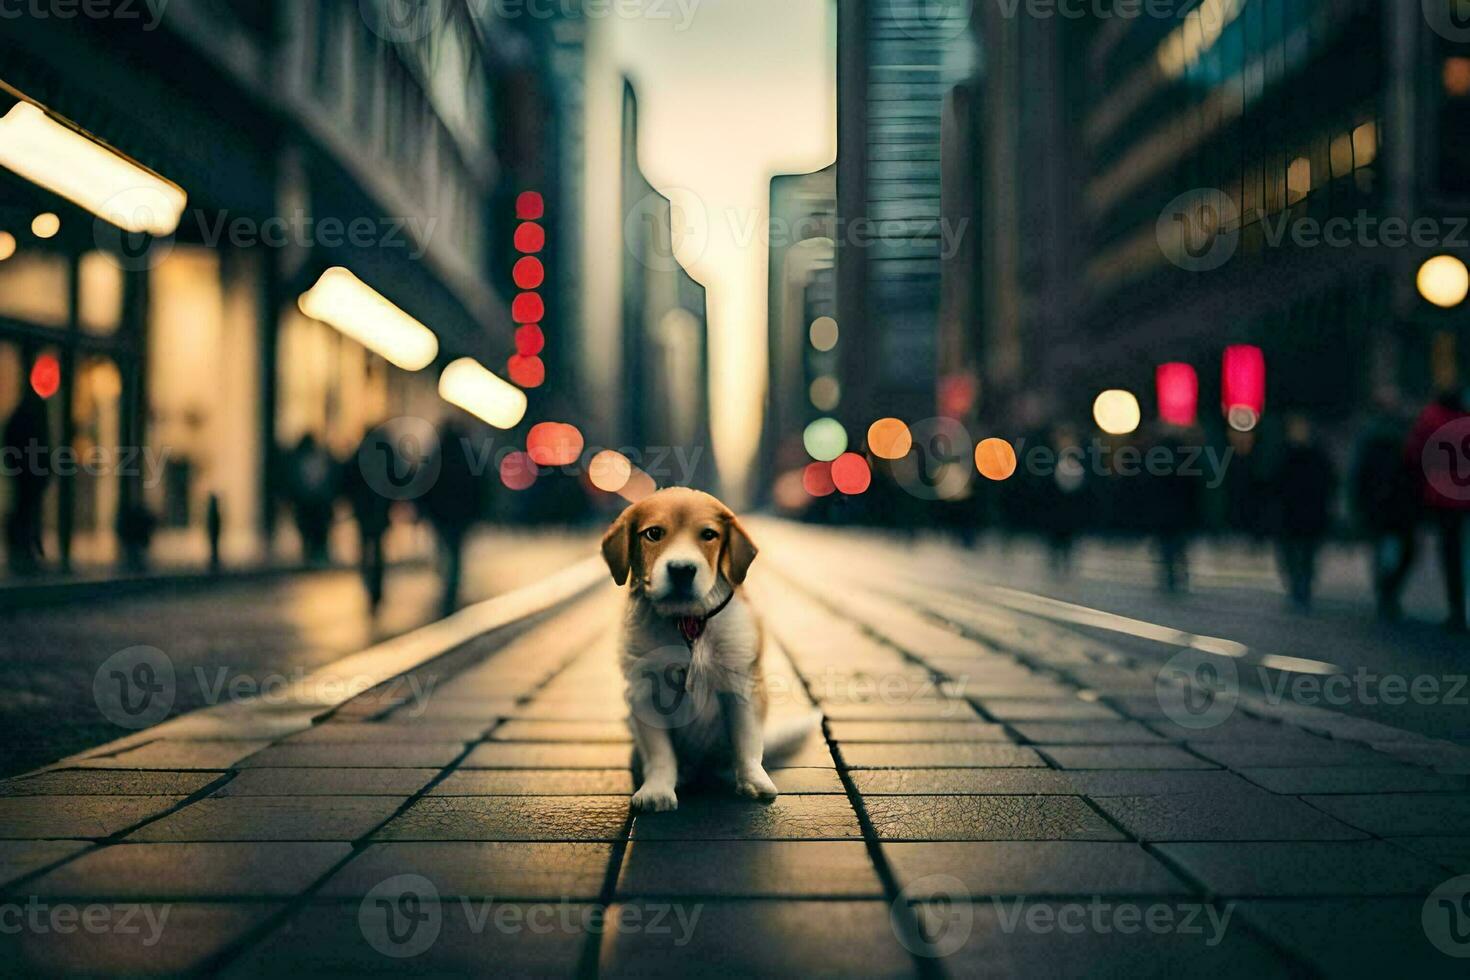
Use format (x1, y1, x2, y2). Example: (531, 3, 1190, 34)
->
(0, 521, 1466, 976)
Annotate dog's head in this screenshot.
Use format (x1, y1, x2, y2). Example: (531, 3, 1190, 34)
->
(600, 487, 757, 614)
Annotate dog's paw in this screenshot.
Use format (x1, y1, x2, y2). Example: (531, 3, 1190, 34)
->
(631, 783, 679, 812)
(734, 768, 779, 801)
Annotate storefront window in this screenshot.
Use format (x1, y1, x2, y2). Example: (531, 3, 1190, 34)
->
(79, 251, 124, 336)
(0, 251, 68, 328)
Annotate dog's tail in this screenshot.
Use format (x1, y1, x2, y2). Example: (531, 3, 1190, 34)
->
(763, 710, 824, 761)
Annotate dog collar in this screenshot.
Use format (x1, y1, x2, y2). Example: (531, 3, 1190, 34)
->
(674, 590, 734, 648)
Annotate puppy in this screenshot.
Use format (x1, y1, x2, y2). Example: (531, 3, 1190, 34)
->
(602, 488, 789, 812)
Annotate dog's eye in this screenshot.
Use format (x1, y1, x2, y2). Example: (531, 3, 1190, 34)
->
(641, 527, 665, 542)
(700, 528, 720, 541)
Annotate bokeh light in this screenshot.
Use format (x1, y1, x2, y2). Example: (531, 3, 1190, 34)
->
(802, 461, 835, 497)
(772, 469, 808, 510)
(0, 232, 15, 261)
(515, 324, 545, 356)
(975, 437, 1018, 481)
(588, 450, 634, 493)
(527, 422, 584, 467)
(1417, 255, 1470, 309)
(512, 292, 545, 324)
(500, 451, 539, 491)
(514, 222, 545, 253)
(809, 376, 840, 411)
(867, 418, 912, 460)
(438, 357, 528, 429)
(30, 354, 60, 399)
(809, 315, 839, 351)
(831, 452, 871, 494)
(516, 191, 545, 220)
(507, 354, 546, 389)
(802, 417, 848, 461)
(1092, 389, 1141, 435)
(31, 213, 60, 239)
(513, 256, 545, 290)
(620, 468, 657, 503)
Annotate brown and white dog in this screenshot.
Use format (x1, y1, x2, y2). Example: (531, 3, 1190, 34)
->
(601, 487, 811, 811)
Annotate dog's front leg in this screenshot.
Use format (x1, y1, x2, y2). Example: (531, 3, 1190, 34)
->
(630, 716, 680, 812)
(722, 692, 778, 800)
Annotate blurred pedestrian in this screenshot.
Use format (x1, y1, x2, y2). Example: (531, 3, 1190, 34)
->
(1351, 393, 1418, 619)
(284, 434, 337, 564)
(1273, 415, 1336, 611)
(1405, 387, 1470, 632)
(342, 432, 395, 614)
(206, 493, 223, 574)
(1042, 424, 1087, 576)
(2, 389, 50, 574)
(1147, 425, 1203, 594)
(422, 417, 482, 618)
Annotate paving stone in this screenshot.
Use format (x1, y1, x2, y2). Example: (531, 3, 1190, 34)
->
(1386, 836, 1470, 872)
(974, 699, 1122, 721)
(851, 769, 1079, 795)
(820, 700, 980, 721)
(510, 700, 632, 721)
(1038, 745, 1216, 770)
(461, 743, 632, 769)
(0, 770, 220, 796)
(918, 901, 1294, 978)
(630, 795, 862, 841)
(1144, 717, 1325, 743)
(769, 738, 837, 767)
(236, 743, 466, 769)
(489, 720, 631, 742)
(430, 769, 633, 796)
(599, 900, 915, 979)
(826, 721, 1010, 743)
(617, 841, 882, 898)
(26, 842, 350, 898)
(840, 743, 1045, 769)
(281, 721, 490, 744)
(769, 768, 845, 793)
(79, 741, 272, 770)
(225, 900, 591, 976)
(0, 903, 276, 977)
(0, 841, 89, 888)
(1100, 696, 1187, 720)
(1062, 770, 1259, 796)
(885, 841, 1186, 896)
(1301, 793, 1470, 836)
(213, 768, 440, 797)
(317, 842, 611, 899)
(127, 796, 404, 842)
(864, 795, 1124, 841)
(1091, 791, 1367, 842)
(1188, 741, 1401, 769)
(0, 796, 187, 839)
(1156, 841, 1449, 896)
(1010, 721, 1167, 745)
(1237, 899, 1462, 978)
(374, 796, 629, 841)
(1238, 767, 1470, 795)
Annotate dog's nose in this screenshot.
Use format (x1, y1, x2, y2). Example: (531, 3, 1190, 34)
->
(666, 562, 698, 591)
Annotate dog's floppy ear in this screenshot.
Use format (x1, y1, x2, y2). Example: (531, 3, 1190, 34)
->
(601, 506, 636, 585)
(722, 514, 758, 585)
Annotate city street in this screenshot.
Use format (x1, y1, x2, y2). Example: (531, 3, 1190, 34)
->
(1, 521, 1467, 976)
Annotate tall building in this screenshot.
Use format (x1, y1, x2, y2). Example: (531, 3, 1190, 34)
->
(0, 0, 521, 570)
(1042, 0, 1470, 427)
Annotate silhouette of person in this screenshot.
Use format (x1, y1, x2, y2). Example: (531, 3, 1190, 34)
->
(421, 418, 482, 617)
(343, 432, 396, 613)
(285, 434, 337, 565)
(1148, 425, 1203, 594)
(3, 389, 51, 574)
(1273, 415, 1336, 611)
(1405, 387, 1470, 631)
(1352, 393, 1418, 619)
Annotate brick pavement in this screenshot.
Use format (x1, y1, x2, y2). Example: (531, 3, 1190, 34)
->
(0, 533, 1467, 977)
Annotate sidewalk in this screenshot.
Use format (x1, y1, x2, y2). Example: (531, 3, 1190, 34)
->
(0, 527, 1467, 976)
